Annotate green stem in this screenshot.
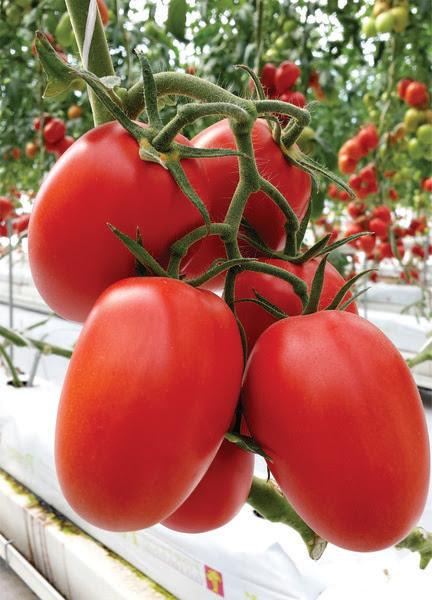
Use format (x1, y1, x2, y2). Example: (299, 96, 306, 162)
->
(65, 0, 116, 125)
(136, 51, 162, 130)
(0, 344, 22, 387)
(247, 477, 327, 560)
(254, 0, 265, 73)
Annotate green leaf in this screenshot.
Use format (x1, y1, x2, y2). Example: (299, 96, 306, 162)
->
(225, 432, 273, 462)
(166, 0, 188, 41)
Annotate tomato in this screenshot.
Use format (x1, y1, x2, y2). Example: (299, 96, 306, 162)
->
(405, 82, 429, 107)
(369, 217, 388, 238)
(185, 119, 311, 284)
(356, 125, 379, 152)
(340, 138, 365, 161)
(234, 258, 357, 351)
(55, 277, 243, 531)
(357, 234, 375, 253)
(327, 183, 338, 198)
(162, 439, 254, 533)
(397, 79, 412, 100)
(361, 17, 377, 37)
(0, 196, 14, 220)
(347, 201, 365, 218)
(25, 141, 38, 159)
(29, 121, 208, 321)
(33, 114, 52, 131)
(375, 11, 395, 33)
(52, 135, 74, 158)
(338, 154, 357, 174)
(242, 311, 430, 551)
(283, 91, 306, 108)
(43, 118, 66, 144)
(96, 0, 109, 26)
(274, 61, 301, 94)
(11, 147, 21, 160)
(260, 63, 277, 91)
(388, 187, 398, 201)
(422, 177, 432, 192)
(372, 205, 391, 224)
(67, 104, 82, 120)
(13, 214, 30, 234)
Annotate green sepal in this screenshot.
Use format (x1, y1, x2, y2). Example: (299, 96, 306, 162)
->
(315, 231, 371, 257)
(107, 224, 169, 277)
(302, 255, 328, 314)
(134, 228, 148, 276)
(296, 199, 312, 249)
(339, 286, 370, 311)
(185, 257, 255, 287)
(166, 160, 210, 228)
(325, 269, 375, 311)
(291, 234, 331, 264)
(35, 31, 80, 97)
(235, 290, 287, 321)
(225, 432, 273, 462)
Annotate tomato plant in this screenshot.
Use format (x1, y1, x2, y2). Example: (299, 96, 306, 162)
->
(243, 311, 430, 551)
(55, 277, 244, 531)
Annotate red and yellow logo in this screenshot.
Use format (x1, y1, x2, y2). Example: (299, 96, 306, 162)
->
(204, 565, 224, 596)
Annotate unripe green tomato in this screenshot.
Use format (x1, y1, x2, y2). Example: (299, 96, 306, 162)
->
(408, 138, 423, 159)
(373, 1, 390, 17)
(55, 13, 73, 49)
(375, 11, 395, 33)
(378, 145, 387, 158)
(264, 48, 278, 61)
(424, 146, 432, 161)
(274, 36, 286, 50)
(404, 108, 426, 132)
(283, 20, 296, 33)
(297, 127, 316, 154)
(369, 109, 379, 120)
(417, 124, 432, 147)
(390, 7, 409, 32)
(362, 17, 377, 37)
(6, 5, 22, 26)
(363, 93, 375, 106)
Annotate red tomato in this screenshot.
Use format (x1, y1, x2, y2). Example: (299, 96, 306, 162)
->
(327, 183, 338, 198)
(369, 217, 388, 238)
(405, 82, 429, 107)
(397, 79, 412, 100)
(96, 0, 109, 26)
(412, 244, 425, 258)
(340, 138, 365, 161)
(52, 135, 74, 158)
(372, 205, 391, 224)
(422, 177, 432, 192)
(357, 234, 375, 253)
(43, 118, 66, 145)
(260, 63, 277, 91)
(347, 201, 365, 218)
(0, 196, 13, 220)
(29, 121, 207, 321)
(338, 154, 357, 174)
(55, 277, 243, 531)
(274, 61, 301, 94)
(162, 439, 254, 533)
(185, 119, 311, 284)
(11, 147, 20, 160)
(242, 311, 430, 551)
(356, 125, 379, 152)
(234, 258, 358, 351)
(13, 214, 31, 234)
(33, 114, 52, 131)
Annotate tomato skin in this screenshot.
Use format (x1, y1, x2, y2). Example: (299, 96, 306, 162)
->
(43, 118, 66, 144)
(405, 82, 429, 107)
(55, 277, 243, 531)
(28, 122, 207, 321)
(242, 311, 430, 551)
(162, 439, 254, 533)
(234, 258, 357, 351)
(96, 0, 109, 26)
(0, 196, 14, 220)
(369, 217, 388, 239)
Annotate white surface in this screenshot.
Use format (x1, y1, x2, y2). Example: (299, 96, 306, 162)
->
(0, 378, 431, 600)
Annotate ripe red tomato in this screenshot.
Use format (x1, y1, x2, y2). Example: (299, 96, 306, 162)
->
(162, 439, 254, 533)
(185, 119, 311, 284)
(11, 147, 21, 160)
(13, 214, 31, 234)
(0, 196, 14, 220)
(405, 82, 429, 107)
(356, 125, 379, 152)
(260, 63, 277, 91)
(56, 277, 243, 531)
(96, 0, 109, 26)
(234, 258, 358, 350)
(340, 138, 365, 161)
(347, 201, 365, 218)
(369, 217, 388, 238)
(372, 205, 392, 224)
(275, 61, 301, 94)
(397, 78, 412, 100)
(283, 91, 306, 108)
(29, 122, 207, 321)
(52, 135, 74, 159)
(357, 234, 375, 253)
(43, 118, 66, 145)
(338, 154, 357, 174)
(242, 311, 430, 551)
(67, 105, 82, 120)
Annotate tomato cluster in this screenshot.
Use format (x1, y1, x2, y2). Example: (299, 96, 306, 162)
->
(31, 114, 74, 160)
(0, 195, 30, 239)
(362, 1, 409, 37)
(338, 124, 379, 174)
(396, 79, 432, 162)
